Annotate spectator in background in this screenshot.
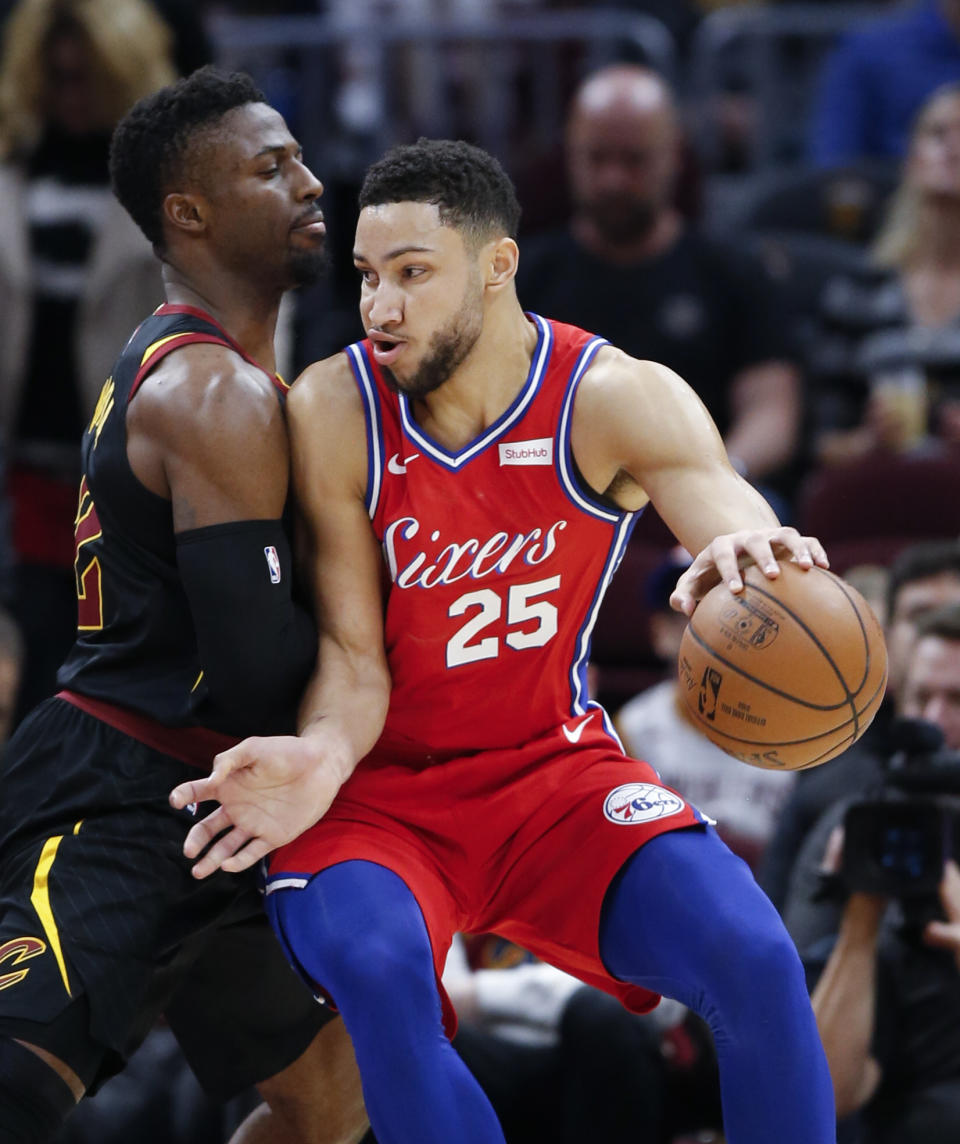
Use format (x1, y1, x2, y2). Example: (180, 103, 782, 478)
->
(438, 933, 671, 1144)
(761, 539, 960, 912)
(787, 604, 960, 1144)
(516, 65, 802, 508)
(809, 0, 960, 169)
(0, 606, 23, 748)
(616, 547, 796, 873)
(812, 82, 960, 467)
(0, 0, 174, 722)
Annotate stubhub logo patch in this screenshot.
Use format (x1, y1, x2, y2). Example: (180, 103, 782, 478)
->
(498, 438, 553, 466)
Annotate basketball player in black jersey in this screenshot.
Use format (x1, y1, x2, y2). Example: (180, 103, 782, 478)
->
(0, 69, 366, 1143)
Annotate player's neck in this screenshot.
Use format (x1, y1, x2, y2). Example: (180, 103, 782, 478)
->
(161, 264, 282, 374)
(412, 303, 539, 452)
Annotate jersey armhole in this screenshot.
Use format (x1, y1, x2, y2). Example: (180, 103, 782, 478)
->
(129, 333, 234, 402)
(556, 336, 628, 524)
(345, 342, 385, 520)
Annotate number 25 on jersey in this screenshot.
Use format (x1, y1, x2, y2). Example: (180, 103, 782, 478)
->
(446, 575, 560, 668)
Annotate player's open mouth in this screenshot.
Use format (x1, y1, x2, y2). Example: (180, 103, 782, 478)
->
(370, 336, 405, 366)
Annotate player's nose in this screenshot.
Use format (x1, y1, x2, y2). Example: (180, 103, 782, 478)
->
(296, 160, 323, 201)
(367, 282, 402, 326)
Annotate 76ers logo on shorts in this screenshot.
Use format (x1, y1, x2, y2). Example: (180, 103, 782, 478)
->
(603, 783, 685, 825)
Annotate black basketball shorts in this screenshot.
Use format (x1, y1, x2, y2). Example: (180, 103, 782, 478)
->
(0, 698, 335, 1098)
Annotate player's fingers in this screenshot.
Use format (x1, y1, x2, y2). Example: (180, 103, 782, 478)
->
(221, 836, 272, 874)
(170, 740, 261, 811)
(734, 531, 785, 580)
(169, 775, 217, 810)
(709, 539, 751, 593)
(190, 827, 255, 881)
(670, 559, 718, 615)
(803, 534, 830, 569)
(769, 527, 816, 570)
(182, 804, 232, 859)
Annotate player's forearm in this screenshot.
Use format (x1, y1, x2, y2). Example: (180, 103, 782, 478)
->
(296, 634, 391, 782)
(810, 894, 884, 1116)
(653, 465, 780, 559)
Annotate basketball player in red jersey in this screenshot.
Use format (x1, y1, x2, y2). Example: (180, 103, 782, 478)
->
(173, 140, 836, 1143)
(0, 69, 366, 1142)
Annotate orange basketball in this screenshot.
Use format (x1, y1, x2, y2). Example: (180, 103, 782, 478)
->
(677, 562, 888, 771)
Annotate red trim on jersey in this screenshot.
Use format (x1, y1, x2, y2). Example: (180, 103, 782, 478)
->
(57, 690, 238, 771)
(130, 332, 228, 401)
(129, 303, 289, 401)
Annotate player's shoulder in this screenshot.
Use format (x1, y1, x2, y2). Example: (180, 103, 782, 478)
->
(578, 344, 682, 404)
(287, 351, 369, 492)
(288, 350, 364, 421)
(574, 346, 703, 445)
(130, 340, 285, 455)
(136, 339, 278, 411)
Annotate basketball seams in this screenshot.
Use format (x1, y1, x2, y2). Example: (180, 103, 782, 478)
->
(684, 622, 854, 713)
(744, 569, 868, 695)
(695, 669, 886, 753)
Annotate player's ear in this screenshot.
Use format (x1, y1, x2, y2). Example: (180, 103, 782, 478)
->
(485, 236, 519, 292)
(163, 192, 207, 236)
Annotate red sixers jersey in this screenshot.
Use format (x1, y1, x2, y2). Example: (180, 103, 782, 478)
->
(347, 314, 639, 755)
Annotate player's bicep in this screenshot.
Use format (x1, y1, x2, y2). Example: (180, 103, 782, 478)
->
(579, 354, 778, 551)
(288, 363, 385, 662)
(132, 348, 290, 531)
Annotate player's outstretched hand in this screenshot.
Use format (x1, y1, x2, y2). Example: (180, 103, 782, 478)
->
(670, 526, 829, 616)
(169, 735, 345, 879)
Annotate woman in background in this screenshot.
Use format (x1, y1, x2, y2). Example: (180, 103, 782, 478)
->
(812, 83, 960, 466)
(0, 0, 176, 719)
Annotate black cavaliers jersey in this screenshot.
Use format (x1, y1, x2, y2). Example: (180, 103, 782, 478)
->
(57, 304, 294, 747)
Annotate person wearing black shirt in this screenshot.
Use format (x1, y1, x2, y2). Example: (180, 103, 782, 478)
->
(786, 605, 960, 1144)
(515, 64, 802, 501)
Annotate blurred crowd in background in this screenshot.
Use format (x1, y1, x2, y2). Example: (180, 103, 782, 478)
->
(1, 1, 960, 1142)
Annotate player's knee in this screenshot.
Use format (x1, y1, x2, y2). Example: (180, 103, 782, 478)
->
(319, 920, 433, 1003)
(699, 914, 806, 1027)
(275, 867, 436, 1003)
(0, 1038, 78, 1142)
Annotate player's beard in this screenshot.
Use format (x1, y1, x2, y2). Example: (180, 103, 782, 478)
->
(288, 243, 330, 287)
(381, 278, 483, 400)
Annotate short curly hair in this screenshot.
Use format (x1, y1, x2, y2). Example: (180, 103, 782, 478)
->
(110, 66, 265, 249)
(358, 138, 521, 245)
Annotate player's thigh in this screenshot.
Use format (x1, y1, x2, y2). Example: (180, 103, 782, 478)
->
(165, 911, 344, 1104)
(0, 700, 254, 1090)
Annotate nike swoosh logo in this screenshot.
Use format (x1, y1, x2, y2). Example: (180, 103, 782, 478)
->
(387, 452, 420, 475)
(562, 713, 594, 743)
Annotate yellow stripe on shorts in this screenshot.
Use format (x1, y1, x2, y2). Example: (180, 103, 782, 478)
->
(29, 833, 75, 997)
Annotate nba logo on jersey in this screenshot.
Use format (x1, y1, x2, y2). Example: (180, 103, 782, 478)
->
(264, 546, 282, 584)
